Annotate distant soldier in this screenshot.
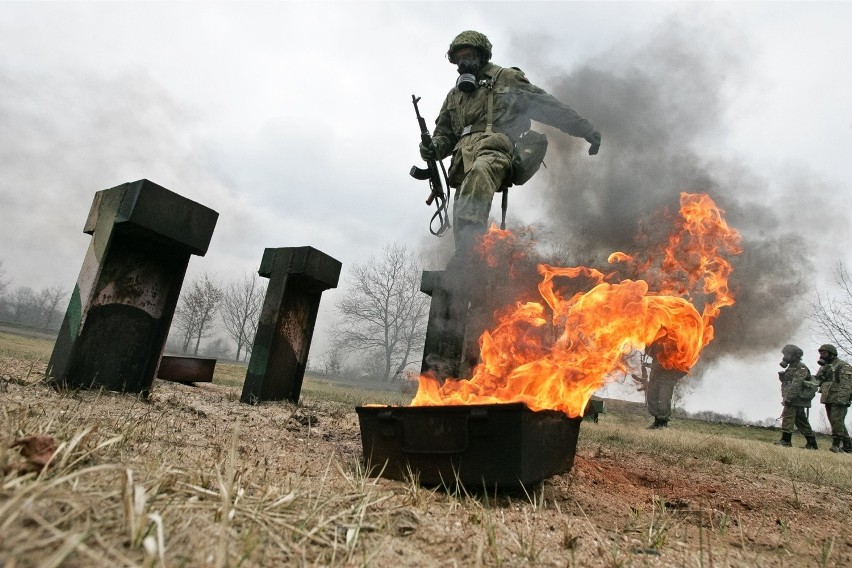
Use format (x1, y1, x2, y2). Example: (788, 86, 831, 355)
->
(645, 355, 686, 429)
(814, 344, 852, 453)
(775, 344, 818, 449)
(633, 344, 686, 429)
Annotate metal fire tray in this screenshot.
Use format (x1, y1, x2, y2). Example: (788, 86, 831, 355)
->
(355, 402, 581, 489)
(156, 355, 216, 384)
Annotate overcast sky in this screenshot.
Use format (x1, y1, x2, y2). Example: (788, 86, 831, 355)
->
(2, 2, 851, 423)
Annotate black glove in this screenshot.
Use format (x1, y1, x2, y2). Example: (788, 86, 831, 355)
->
(585, 130, 601, 155)
(419, 141, 436, 161)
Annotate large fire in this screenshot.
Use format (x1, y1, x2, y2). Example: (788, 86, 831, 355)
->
(411, 193, 742, 417)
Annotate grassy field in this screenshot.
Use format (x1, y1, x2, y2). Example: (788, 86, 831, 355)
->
(2, 332, 852, 567)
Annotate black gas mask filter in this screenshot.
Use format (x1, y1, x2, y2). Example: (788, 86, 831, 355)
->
(456, 56, 481, 93)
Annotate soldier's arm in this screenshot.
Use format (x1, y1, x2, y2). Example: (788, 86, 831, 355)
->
(514, 70, 599, 140)
(431, 95, 458, 160)
(814, 366, 827, 388)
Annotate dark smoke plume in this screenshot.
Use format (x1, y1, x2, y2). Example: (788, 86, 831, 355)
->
(508, 20, 834, 365)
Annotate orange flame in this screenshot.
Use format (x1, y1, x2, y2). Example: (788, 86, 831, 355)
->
(412, 192, 742, 417)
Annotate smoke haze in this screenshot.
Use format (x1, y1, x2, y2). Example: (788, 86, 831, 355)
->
(504, 20, 837, 367)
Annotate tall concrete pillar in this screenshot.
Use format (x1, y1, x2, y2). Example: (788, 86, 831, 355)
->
(240, 246, 341, 404)
(47, 179, 218, 394)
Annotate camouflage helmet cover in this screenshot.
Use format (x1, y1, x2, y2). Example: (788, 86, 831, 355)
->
(447, 30, 493, 63)
(781, 344, 804, 359)
(818, 343, 838, 356)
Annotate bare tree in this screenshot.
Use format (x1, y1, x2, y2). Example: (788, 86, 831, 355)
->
(332, 243, 429, 382)
(35, 285, 66, 330)
(9, 287, 36, 324)
(173, 274, 224, 355)
(810, 261, 852, 356)
(220, 271, 265, 361)
(1, 284, 65, 329)
(0, 260, 8, 299)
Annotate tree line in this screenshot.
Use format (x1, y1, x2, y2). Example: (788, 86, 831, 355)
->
(168, 272, 266, 361)
(4, 251, 852, 389)
(2, 244, 430, 381)
(0, 260, 67, 331)
(168, 243, 430, 382)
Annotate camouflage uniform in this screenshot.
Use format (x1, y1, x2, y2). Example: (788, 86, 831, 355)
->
(815, 345, 852, 452)
(778, 361, 815, 437)
(430, 31, 600, 250)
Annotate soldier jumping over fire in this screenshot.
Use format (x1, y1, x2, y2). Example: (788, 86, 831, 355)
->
(419, 30, 602, 262)
(414, 30, 601, 378)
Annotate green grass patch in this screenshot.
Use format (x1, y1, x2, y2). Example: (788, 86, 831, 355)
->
(0, 331, 54, 362)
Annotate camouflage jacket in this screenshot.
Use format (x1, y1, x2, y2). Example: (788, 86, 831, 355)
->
(816, 357, 852, 405)
(778, 361, 812, 407)
(431, 62, 597, 185)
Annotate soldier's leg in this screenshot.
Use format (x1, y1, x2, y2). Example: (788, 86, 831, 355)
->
(826, 404, 846, 452)
(450, 145, 512, 282)
(657, 380, 677, 423)
(780, 405, 796, 434)
(453, 145, 513, 247)
(794, 407, 818, 448)
(450, 142, 512, 377)
(646, 378, 661, 426)
(794, 407, 814, 437)
(831, 404, 851, 451)
(777, 405, 795, 446)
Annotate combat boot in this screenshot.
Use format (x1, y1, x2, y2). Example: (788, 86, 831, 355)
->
(775, 432, 792, 447)
(804, 436, 819, 450)
(829, 439, 843, 453)
(648, 418, 662, 429)
(843, 439, 852, 453)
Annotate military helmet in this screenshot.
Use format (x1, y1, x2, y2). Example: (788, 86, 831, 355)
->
(818, 343, 838, 356)
(447, 30, 492, 64)
(781, 344, 803, 359)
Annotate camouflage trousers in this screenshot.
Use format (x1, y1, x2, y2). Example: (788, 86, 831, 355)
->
(646, 377, 677, 420)
(452, 135, 513, 248)
(780, 404, 813, 436)
(824, 403, 851, 441)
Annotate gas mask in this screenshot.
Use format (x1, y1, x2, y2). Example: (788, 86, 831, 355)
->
(818, 353, 834, 366)
(456, 56, 481, 93)
(779, 359, 790, 368)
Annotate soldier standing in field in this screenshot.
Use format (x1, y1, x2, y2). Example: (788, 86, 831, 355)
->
(420, 30, 602, 263)
(636, 345, 687, 429)
(645, 358, 685, 429)
(814, 344, 852, 453)
(775, 344, 818, 449)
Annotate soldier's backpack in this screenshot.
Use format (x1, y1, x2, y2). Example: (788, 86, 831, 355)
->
(800, 378, 819, 401)
(510, 130, 549, 186)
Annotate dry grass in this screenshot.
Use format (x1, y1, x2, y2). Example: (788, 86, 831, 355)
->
(3, 332, 852, 567)
(580, 412, 852, 492)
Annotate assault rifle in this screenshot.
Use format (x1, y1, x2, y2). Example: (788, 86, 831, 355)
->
(409, 95, 450, 237)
